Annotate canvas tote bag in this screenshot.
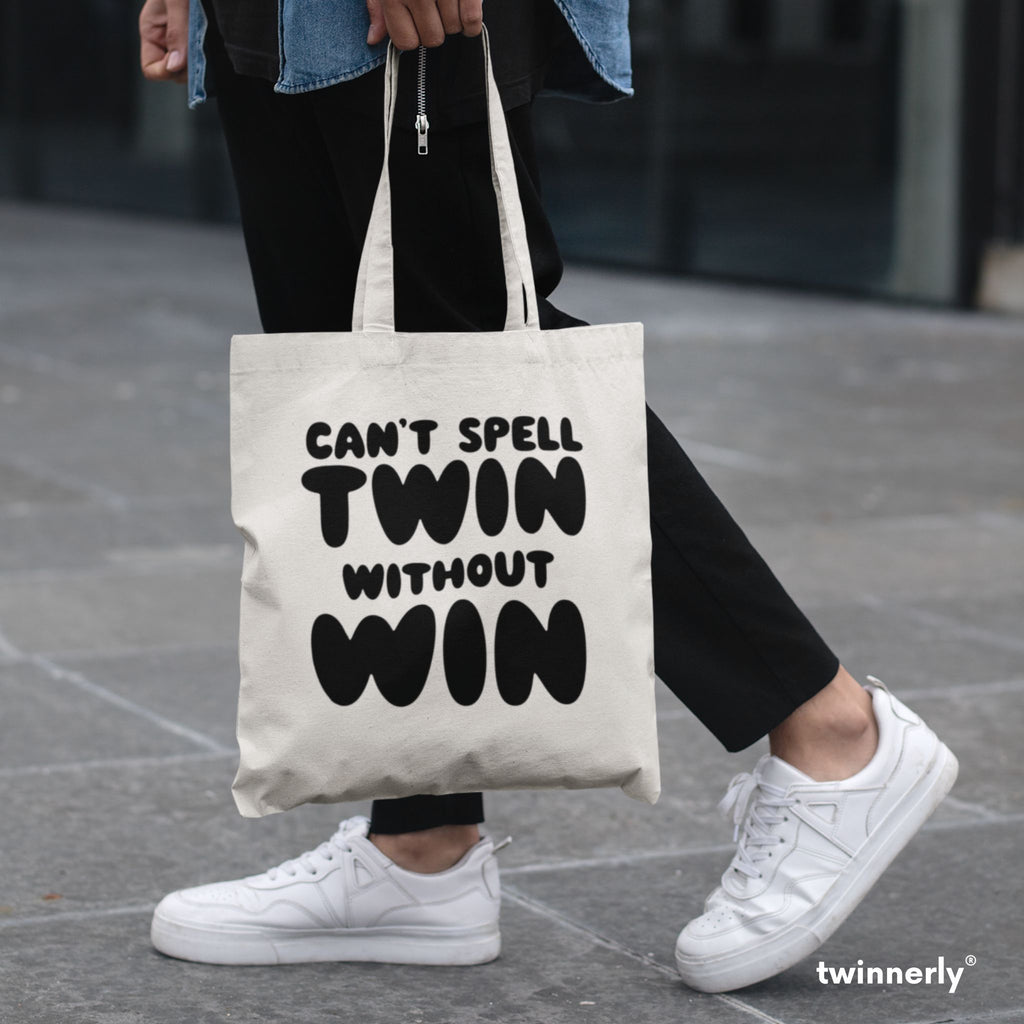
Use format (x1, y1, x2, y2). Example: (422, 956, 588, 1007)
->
(229, 30, 659, 816)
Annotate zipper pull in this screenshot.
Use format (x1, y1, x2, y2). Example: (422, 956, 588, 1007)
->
(415, 45, 429, 155)
(415, 113, 430, 156)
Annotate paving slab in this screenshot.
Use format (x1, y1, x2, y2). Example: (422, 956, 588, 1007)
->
(0, 360, 230, 503)
(893, 591, 1024, 656)
(566, 273, 1024, 531)
(0, 459, 85, 506)
(0, 500, 236, 574)
(0, 660, 194, 771)
(0, 902, 764, 1024)
(2, 759, 350, 918)
(51, 645, 242, 750)
(0, 564, 239, 655)
(744, 511, 1024, 607)
(1, 202, 257, 333)
(680, 450, 1024, 531)
(506, 821, 1024, 1024)
(908, 689, 1024, 815)
(788, 598, 1024, 694)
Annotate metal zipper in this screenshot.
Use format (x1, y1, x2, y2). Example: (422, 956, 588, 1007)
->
(415, 45, 429, 156)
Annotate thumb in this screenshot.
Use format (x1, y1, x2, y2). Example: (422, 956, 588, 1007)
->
(366, 0, 387, 45)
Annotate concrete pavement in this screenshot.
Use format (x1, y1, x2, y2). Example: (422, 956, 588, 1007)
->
(1, 200, 1023, 1024)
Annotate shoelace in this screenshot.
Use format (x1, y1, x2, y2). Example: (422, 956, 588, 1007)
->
(264, 816, 369, 881)
(718, 771, 795, 880)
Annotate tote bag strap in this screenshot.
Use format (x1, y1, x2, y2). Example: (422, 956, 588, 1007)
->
(352, 26, 541, 334)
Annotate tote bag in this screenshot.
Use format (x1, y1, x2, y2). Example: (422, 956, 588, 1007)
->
(229, 31, 659, 816)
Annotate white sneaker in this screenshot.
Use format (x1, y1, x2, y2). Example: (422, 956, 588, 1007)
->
(151, 816, 502, 966)
(675, 678, 958, 992)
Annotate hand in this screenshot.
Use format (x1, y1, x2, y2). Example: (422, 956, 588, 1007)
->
(139, 0, 190, 83)
(366, 0, 483, 50)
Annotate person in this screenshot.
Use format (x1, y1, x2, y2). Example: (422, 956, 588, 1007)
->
(138, 0, 958, 992)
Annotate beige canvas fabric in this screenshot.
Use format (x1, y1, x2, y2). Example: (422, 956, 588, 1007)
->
(229, 31, 659, 816)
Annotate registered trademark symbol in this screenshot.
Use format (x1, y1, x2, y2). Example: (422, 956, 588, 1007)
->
(965, 955, 977, 967)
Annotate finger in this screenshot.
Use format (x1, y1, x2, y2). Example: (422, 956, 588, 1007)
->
(383, 4, 421, 50)
(139, 0, 189, 80)
(139, 0, 168, 75)
(406, 0, 446, 47)
(141, 59, 187, 83)
(140, 20, 176, 83)
(165, 55, 188, 84)
(164, 0, 190, 71)
(459, 0, 483, 36)
(366, 0, 387, 45)
(141, 49, 187, 83)
(437, 0, 463, 35)
(141, 35, 169, 79)
(141, 57, 172, 82)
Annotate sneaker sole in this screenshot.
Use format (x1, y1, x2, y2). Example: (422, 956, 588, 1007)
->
(675, 738, 959, 993)
(151, 914, 501, 966)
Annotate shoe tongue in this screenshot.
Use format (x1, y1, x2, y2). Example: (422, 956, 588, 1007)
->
(337, 815, 370, 841)
(757, 754, 812, 790)
(719, 756, 812, 898)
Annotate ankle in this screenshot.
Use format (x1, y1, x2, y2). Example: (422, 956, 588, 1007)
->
(369, 824, 481, 874)
(769, 667, 878, 781)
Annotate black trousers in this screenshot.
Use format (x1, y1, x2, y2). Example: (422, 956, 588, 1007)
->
(205, 33, 840, 835)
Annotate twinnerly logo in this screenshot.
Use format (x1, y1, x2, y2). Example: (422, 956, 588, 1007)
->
(301, 416, 587, 708)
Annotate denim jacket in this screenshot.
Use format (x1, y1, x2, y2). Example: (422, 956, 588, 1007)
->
(188, 1, 631, 108)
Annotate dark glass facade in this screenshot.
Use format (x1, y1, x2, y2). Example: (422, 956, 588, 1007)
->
(0, 0, 235, 219)
(2, 0, 1021, 305)
(537, 0, 901, 295)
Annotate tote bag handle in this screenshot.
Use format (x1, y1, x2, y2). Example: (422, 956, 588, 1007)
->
(351, 27, 541, 334)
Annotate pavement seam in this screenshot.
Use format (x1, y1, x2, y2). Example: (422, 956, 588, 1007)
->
(1, 450, 130, 511)
(880, 678, 1024, 701)
(657, 676, 1024, 723)
(0, 904, 156, 930)
(501, 813, 1024, 877)
(939, 795, 1008, 821)
(502, 844, 736, 876)
(0, 750, 234, 779)
(0, 626, 20, 659)
(31, 652, 234, 753)
(711, 995, 792, 1024)
(5, 641, 233, 755)
(502, 884, 790, 1023)
(672, 435, 799, 477)
(501, 883, 678, 979)
(919, 812, 1024, 831)
(0, 557, 239, 585)
(859, 594, 1024, 655)
(0, 338, 230, 428)
(0, 340, 117, 389)
(0, 494, 226, 520)
(897, 1010, 1024, 1024)
(29, 639, 237, 662)
(0, 339, 228, 425)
